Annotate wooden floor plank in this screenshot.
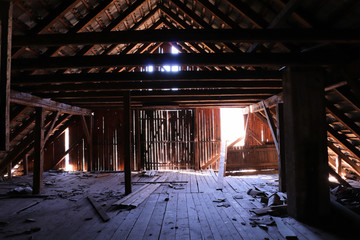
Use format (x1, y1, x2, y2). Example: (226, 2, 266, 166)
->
(192, 193, 218, 240)
(159, 192, 178, 240)
(202, 193, 238, 240)
(190, 173, 199, 193)
(142, 193, 168, 240)
(126, 193, 160, 239)
(175, 193, 190, 240)
(186, 193, 203, 240)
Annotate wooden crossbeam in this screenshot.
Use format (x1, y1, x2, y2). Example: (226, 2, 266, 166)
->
(15, 28, 360, 47)
(12, 70, 281, 85)
(10, 91, 91, 115)
(43, 111, 60, 144)
(246, 94, 283, 113)
(19, 80, 282, 93)
(12, 52, 350, 71)
(52, 138, 82, 169)
(38, 89, 279, 100)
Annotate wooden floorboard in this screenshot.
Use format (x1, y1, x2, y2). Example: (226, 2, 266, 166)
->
(0, 170, 346, 240)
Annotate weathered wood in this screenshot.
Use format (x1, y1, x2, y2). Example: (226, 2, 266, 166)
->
(262, 101, 279, 153)
(52, 138, 82, 169)
(124, 92, 132, 195)
(13, 29, 360, 47)
(87, 196, 110, 222)
(326, 101, 360, 139)
(33, 107, 45, 194)
(11, 52, 349, 70)
(327, 126, 360, 160)
(328, 166, 351, 188)
(327, 141, 360, 176)
(23, 154, 28, 175)
(0, 1, 12, 151)
(246, 94, 283, 113)
(10, 91, 91, 115)
(283, 67, 329, 223)
(276, 103, 286, 192)
(201, 155, 220, 170)
(43, 111, 60, 144)
(273, 217, 298, 239)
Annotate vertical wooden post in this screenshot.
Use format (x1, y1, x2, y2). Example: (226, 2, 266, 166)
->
(33, 107, 45, 194)
(135, 110, 142, 171)
(336, 155, 342, 175)
(283, 67, 329, 223)
(276, 103, 286, 192)
(124, 92, 132, 194)
(23, 154, 29, 175)
(7, 162, 12, 179)
(0, 1, 12, 151)
(193, 109, 200, 170)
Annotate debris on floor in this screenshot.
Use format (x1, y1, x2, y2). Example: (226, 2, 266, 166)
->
(8, 186, 33, 195)
(331, 185, 360, 214)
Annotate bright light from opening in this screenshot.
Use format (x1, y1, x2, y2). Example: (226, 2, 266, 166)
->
(171, 46, 179, 54)
(220, 108, 245, 146)
(65, 128, 71, 171)
(171, 65, 180, 72)
(162, 65, 171, 72)
(146, 65, 154, 72)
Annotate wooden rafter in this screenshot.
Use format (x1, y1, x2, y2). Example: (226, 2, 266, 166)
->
(327, 141, 360, 176)
(10, 91, 91, 115)
(327, 126, 360, 160)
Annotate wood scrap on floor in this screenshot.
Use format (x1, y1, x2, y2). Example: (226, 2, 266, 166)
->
(113, 174, 168, 209)
(273, 217, 298, 239)
(95, 173, 110, 178)
(87, 196, 110, 222)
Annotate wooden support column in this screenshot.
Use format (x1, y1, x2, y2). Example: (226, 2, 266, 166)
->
(81, 115, 93, 171)
(283, 67, 329, 223)
(7, 162, 12, 179)
(0, 1, 12, 151)
(33, 107, 45, 194)
(276, 103, 286, 192)
(193, 109, 200, 170)
(124, 92, 132, 194)
(336, 155, 342, 175)
(135, 110, 142, 171)
(23, 154, 29, 175)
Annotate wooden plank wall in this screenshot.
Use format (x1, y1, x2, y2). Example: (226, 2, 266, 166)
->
(226, 112, 278, 171)
(92, 109, 124, 171)
(195, 108, 221, 170)
(138, 109, 194, 170)
(245, 112, 274, 147)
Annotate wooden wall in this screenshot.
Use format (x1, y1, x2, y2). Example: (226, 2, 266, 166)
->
(43, 107, 221, 172)
(136, 109, 194, 170)
(195, 108, 221, 170)
(226, 112, 278, 171)
(92, 109, 124, 171)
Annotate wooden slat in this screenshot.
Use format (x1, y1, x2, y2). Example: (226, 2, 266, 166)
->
(327, 141, 360, 176)
(262, 101, 279, 153)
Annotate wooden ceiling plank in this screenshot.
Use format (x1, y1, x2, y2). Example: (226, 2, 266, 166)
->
(327, 126, 360, 160)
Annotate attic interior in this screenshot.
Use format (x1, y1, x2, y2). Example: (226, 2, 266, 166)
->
(1, 0, 360, 239)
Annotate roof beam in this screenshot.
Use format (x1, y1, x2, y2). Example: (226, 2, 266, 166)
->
(12, 52, 351, 70)
(17, 80, 282, 92)
(13, 29, 360, 47)
(12, 70, 282, 85)
(10, 91, 91, 115)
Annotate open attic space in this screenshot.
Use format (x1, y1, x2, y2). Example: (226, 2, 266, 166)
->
(1, 0, 360, 239)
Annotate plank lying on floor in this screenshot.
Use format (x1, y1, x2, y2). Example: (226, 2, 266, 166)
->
(273, 217, 298, 239)
(113, 174, 168, 208)
(87, 196, 110, 222)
